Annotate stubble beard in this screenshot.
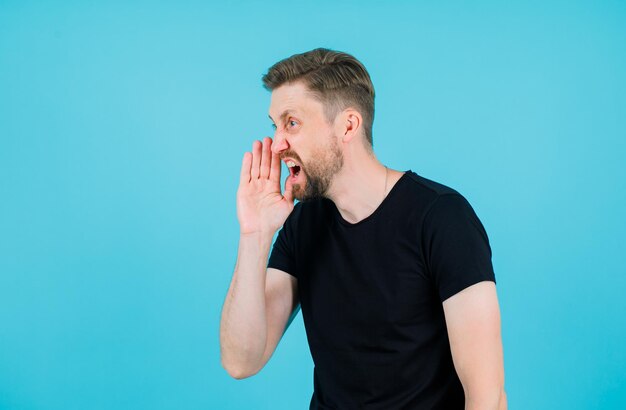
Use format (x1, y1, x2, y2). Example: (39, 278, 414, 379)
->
(292, 136, 344, 202)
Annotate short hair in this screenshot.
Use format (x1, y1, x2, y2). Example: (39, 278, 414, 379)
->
(261, 48, 376, 150)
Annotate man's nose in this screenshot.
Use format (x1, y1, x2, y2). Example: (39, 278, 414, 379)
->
(271, 133, 289, 155)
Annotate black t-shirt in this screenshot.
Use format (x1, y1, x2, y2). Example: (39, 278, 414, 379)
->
(267, 170, 496, 409)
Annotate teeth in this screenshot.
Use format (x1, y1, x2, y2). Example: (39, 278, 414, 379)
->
(286, 160, 296, 168)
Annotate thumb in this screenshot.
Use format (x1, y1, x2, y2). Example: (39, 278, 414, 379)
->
(284, 175, 294, 204)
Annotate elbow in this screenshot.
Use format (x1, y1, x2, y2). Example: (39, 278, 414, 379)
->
(222, 362, 252, 380)
(221, 357, 260, 380)
(219, 336, 266, 380)
(465, 386, 507, 410)
(228, 369, 251, 380)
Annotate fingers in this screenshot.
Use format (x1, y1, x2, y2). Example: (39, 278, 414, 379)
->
(284, 174, 294, 204)
(251, 140, 261, 179)
(239, 151, 251, 185)
(245, 138, 277, 183)
(270, 142, 281, 182)
(259, 137, 271, 179)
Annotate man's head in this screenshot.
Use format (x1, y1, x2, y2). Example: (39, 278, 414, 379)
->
(262, 48, 376, 201)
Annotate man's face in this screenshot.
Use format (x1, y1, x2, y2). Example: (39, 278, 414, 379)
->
(269, 81, 344, 202)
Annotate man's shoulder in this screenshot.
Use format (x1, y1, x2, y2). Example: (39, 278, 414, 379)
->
(403, 170, 462, 198)
(403, 172, 487, 233)
(393, 170, 467, 217)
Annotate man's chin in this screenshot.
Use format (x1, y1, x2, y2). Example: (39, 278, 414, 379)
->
(292, 176, 327, 202)
(293, 184, 316, 202)
(292, 183, 304, 202)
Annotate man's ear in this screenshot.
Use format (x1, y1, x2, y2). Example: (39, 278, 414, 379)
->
(338, 108, 362, 143)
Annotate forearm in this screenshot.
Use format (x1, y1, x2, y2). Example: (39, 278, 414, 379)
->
(220, 231, 274, 378)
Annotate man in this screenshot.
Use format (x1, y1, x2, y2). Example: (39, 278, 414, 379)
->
(220, 48, 507, 409)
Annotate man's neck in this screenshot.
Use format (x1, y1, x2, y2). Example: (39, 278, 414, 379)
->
(326, 157, 404, 224)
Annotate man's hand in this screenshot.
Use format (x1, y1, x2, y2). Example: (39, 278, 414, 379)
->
(236, 137, 295, 236)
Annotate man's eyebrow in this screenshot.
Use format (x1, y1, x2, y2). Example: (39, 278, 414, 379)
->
(268, 109, 295, 123)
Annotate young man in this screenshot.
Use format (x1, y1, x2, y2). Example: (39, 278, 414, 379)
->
(220, 48, 507, 409)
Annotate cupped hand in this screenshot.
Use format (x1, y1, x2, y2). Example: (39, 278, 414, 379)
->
(236, 137, 295, 236)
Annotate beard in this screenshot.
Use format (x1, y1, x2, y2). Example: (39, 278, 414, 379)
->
(291, 136, 344, 202)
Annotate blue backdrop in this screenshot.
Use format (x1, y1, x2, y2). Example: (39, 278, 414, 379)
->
(1, 1, 625, 409)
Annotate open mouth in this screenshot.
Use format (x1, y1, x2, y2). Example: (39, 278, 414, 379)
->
(286, 160, 301, 178)
(290, 165, 301, 177)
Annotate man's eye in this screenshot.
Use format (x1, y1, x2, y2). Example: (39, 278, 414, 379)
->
(288, 120, 298, 127)
(271, 124, 277, 130)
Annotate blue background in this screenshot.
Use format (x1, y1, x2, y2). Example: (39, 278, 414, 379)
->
(1, 1, 625, 409)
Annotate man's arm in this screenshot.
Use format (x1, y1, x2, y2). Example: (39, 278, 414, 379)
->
(442, 280, 507, 410)
(253, 268, 300, 375)
(220, 137, 296, 379)
(220, 232, 273, 379)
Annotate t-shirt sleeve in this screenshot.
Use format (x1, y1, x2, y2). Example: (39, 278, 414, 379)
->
(266, 203, 299, 278)
(421, 193, 496, 303)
